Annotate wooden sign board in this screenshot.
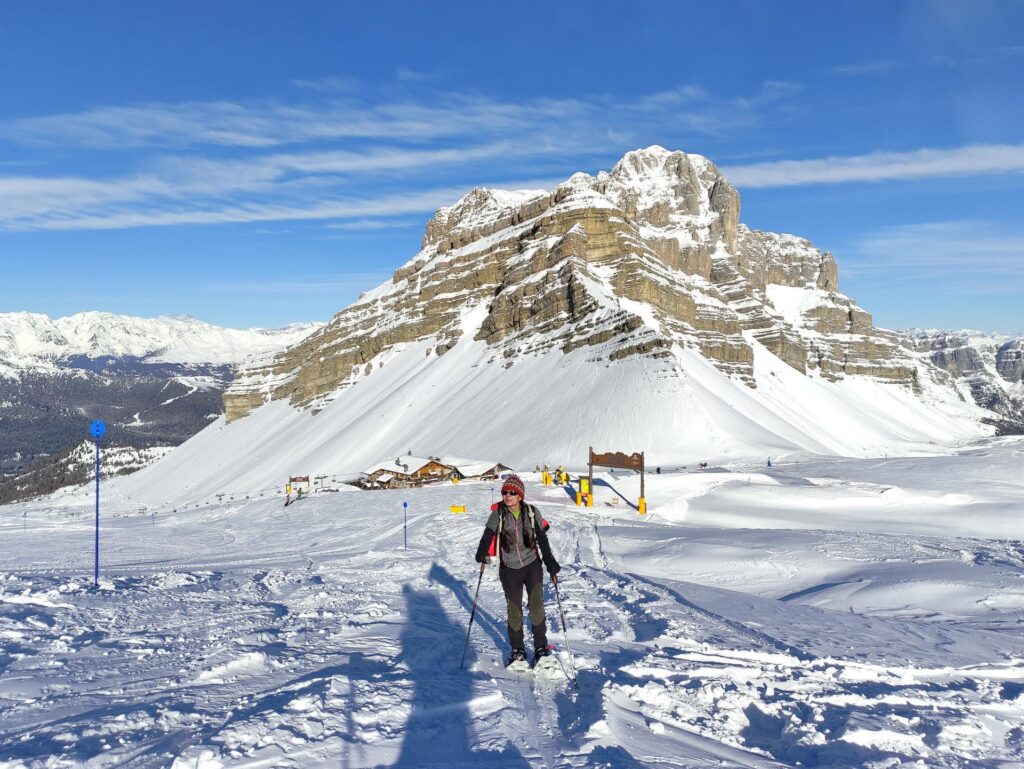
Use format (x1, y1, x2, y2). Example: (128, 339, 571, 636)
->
(290, 475, 310, 484)
(590, 449, 643, 471)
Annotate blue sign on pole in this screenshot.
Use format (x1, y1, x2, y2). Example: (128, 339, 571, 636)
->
(89, 420, 105, 586)
(403, 501, 408, 550)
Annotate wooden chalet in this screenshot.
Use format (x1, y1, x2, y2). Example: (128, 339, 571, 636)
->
(360, 456, 454, 489)
(440, 457, 513, 481)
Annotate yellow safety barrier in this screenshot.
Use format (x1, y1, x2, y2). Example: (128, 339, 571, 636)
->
(452, 476, 460, 484)
(575, 491, 582, 507)
(450, 504, 466, 513)
(586, 493, 593, 508)
(638, 497, 647, 515)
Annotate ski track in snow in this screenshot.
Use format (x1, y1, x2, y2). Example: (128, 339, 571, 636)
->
(2, 441, 1024, 768)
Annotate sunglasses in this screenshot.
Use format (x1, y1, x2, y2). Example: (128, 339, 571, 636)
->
(501, 490, 520, 497)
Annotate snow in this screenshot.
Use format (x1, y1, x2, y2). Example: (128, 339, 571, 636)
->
(2, 436, 1023, 767)
(765, 284, 828, 327)
(0, 311, 321, 375)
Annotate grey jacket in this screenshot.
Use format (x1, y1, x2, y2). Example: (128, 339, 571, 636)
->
(475, 503, 560, 575)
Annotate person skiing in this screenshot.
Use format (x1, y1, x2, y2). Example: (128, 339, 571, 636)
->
(475, 473, 561, 667)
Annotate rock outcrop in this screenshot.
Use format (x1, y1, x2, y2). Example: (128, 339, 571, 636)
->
(903, 330, 1024, 433)
(996, 339, 1024, 384)
(225, 147, 933, 421)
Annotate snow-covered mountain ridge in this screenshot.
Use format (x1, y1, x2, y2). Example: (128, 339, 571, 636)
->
(0, 311, 320, 375)
(902, 328, 1024, 433)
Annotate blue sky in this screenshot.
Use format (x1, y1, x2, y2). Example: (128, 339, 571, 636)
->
(0, 1, 1021, 332)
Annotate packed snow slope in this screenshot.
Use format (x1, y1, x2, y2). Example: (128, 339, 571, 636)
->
(2, 437, 1023, 768)
(118, 304, 986, 509)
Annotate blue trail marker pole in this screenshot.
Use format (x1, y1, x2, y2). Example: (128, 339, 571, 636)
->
(403, 501, 408, 550)
(89, 420, 106, 587)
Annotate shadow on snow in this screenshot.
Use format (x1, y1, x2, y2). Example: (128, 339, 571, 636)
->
(386, 576, 530, 768)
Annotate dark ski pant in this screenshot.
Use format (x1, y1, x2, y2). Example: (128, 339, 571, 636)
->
(499, 559, 547, 652)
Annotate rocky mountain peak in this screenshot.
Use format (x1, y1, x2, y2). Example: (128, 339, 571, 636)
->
(223, 147, 968, 424)
(421, 186, 548, 250)
(591, 146, 740, 251)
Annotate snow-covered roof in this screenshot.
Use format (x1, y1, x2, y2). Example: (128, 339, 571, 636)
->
(375, 473, 393, 483)
(440, 457, 507, 476)
(361, 456, 448, 476)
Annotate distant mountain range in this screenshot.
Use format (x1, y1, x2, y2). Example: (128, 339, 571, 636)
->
(0, 313, 319, 502)
(902, 329, 1023, 433)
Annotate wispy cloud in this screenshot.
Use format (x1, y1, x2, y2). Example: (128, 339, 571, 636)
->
(832, 46, 1024, 77)
(0, 140, 555, 229)
(0, 81, 803, 232)
(206, 273, 390, 295)
(5, 141, 1024, 232)
(288, 76, 361, 92)
(0, 83, 796, 151)
(723, 144, 1024, 187)
(831, 59, 899, 76)
(394, 67, 447, 83)
(848, 220, 1024, 295)
(5, 185, 476, 232)
(324, 218, 422, 231)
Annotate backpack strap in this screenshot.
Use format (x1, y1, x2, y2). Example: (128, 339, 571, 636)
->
(527, 504, 540, 555)
(496, 504, 504, 563)
(492, 503, 546, 562)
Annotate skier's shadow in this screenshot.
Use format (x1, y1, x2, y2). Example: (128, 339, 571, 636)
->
(427, 562, 507, 657)
(385, 581, 529, 768)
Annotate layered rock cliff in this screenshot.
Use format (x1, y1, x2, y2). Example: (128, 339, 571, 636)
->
(903, 330, 1024, 433)
(225, 147, 927, 421)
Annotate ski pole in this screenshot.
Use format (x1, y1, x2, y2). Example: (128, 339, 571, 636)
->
(552, 577, 578, 688)
(460, 562, 486, 669)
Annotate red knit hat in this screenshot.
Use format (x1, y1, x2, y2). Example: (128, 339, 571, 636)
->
(501, 474, 525, 500)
